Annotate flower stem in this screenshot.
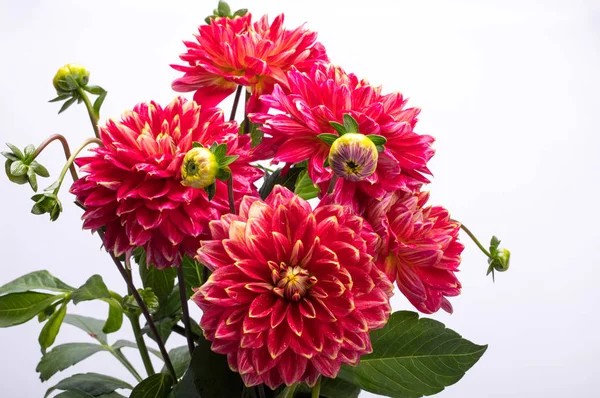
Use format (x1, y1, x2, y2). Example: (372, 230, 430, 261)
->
(77, 87, 100, 138)
(229, 85, 243, 121)
(177, 265, 195, 355)
(55, 138, 102, 191)
(327, 175, 338, 194)
(32, 134, 79, 182)
(98, 230, 178, 381)
(227, 176, 236, 214)
(311, 376, 321, 398)
(457, 222, 492, 258)
(108, 346, 143, 382)
(243, 88, 250, 134)
(126, 313, 156, 377)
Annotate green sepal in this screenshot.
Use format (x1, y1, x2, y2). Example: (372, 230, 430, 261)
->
(28, 167, 38, 192)
(216, 167, 232, 181)
(82, 85, 105, 95)
(219, 155, 238, 168)
(329, 121, 347, 136)
(217, 0, 232, 16)
(233, 8, 248, 17)
(5, 160, 28, 184)
(204, 182, 216, 201)
(250, 122, 264, 147)
(93, 90, 107, 117)
(192, 142, 204, 148)
(343, 114, 359, 133)
(49, 94, 72, 103)
(376, 145, 385, 153)
(31, 161, 50, 177)
(58, 97, 77, 114)
(212, 143, 227, 159)
(1, 151, 19, 161)
(10, 160, 27, 176)
(317, 133, 339, 145)
(366, 134, 387, 146)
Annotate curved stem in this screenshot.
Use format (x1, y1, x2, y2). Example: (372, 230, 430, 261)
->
(76, 87, 100, 138)
(229, 85, 243, 121)
(108, 347, 143, 382)
(311, 376, 321, 398)
(127, 313, 156, 377)
(227, 177, 236, 215)
(177, 266, 195, 355)
(457, 222, 492, 258)
(54, 138, 102, 192)
(32, 134, 79, 182)
(98, 230, 177, 381)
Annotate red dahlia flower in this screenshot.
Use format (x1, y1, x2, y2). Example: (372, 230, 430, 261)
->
(368, 191, 464, 314)
(70, 97, 260, 269)
(171, 13, 328, 113)
(193, 186, 393, 388)
(251, 63, 435, 211)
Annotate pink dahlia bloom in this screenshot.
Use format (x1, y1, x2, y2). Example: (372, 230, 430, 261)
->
(171, 13, 328, 113)
(251, 63, 435, 211)
(193, 186, 393, 388)
(70, 97, 261, 269)
(368, 191, 464, 314)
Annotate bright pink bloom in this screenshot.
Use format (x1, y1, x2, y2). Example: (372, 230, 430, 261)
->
(251, 63, 434, 211)
(193, 186, 393, 388)
(70, 97, 261, 269)
(171, 13, 328, 113)
(368, 191, 464, 314)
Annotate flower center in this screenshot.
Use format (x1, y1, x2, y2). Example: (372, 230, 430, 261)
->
(269, 262, 317, 301)
(344, 160, 362, 176)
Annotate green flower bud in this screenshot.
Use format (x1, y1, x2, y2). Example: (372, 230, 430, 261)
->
(181, 147, 218, 189)
(329, 133, 378, 181)
(31, 192, 62, 221)
(490, 248, 510, 272)
(52, 64, 90, 95)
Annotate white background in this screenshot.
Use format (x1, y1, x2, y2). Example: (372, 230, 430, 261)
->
(1, 0, 599, 396)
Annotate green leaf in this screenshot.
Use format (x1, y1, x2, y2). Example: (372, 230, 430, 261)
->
(218, 155, 238, 168)
(131, 373, 174, 398)
(204, 182, 216, 201)
(45, 373, 133, 398)
(83, 85, 106, 95)
(317, 133, 338, 145)
(112, 339, 162, 359)
(54, 391, 94, 398)
(343, 114, 359, 133)
(101, 298, 123, 334)
(259, 167, 305, 200)
(366, 134, 387, 146)
(63, 314, 108, 344)
(215, 167, 231, 181)
(329, 121, 347, 136)
(181, 255, 204, 298)
(122, 288, 160, 315)
(139, 255, 177, 305)
(38, 302, 58, 322)
(337, 311, 487, 398)
(93, 91, 108, 117)
(28, 167, 38, 191)
(58, 97, 77, 114)
(144, 316, 179, 345)
(37, 343, 107, 381)
(10, 160, 27, 176)
(6, 142, 24, 159)
(0, 292, 62, 327)
(72, 275, 111, 304)
(250, 123, 264, 147)
(0, 270, 74, 295)
(162, 346, 191, 379)
(39, 300, 68, 351)
(294, 169, 320, 200)
(24, 143, 35, 159)
(30, 161, 50, 176)
(293, 377, 360, 398)
(5, 159, 28, 184)
(153, 286, 181, 320)
(1, 151, 19, 161)
(183, 333, 244, 398)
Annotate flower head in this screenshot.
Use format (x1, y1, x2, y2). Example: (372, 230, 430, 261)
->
(53, 63, 89, 95)
(70, 97, 261, 269)
(368, 191, 464, 314)
(193, 186, 393, 389)
(181, 147, 218, 189)
(251, 63, 434, 211)
(329, 133, 378, 182)
(171, 13, 328, 113)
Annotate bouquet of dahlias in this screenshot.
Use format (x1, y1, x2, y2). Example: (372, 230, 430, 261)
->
(0, 2, 510, 397)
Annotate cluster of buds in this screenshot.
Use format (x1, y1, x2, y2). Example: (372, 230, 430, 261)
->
(2, 143, 49, 192)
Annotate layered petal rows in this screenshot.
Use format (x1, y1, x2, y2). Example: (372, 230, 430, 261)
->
(172, 13, 328, 113)
(251, 63, 435, 211)
(368, 191, 464, 314)
(193, 186, 393, 388)
(70, 97, 261, 269)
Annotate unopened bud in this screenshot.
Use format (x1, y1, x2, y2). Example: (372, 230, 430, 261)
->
(181, 147, 218, 189)
(328, 133, 378, 182)
(52, 64, 90, 95)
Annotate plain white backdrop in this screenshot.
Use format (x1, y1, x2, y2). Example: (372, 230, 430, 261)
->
(1, 0, 599, 396)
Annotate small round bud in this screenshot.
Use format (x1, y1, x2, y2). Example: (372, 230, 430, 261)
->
(181, 147, 218, 189)
(493, 248, 510, 272)
(52, 64, 90, 95)
(328, 133, 378, 181)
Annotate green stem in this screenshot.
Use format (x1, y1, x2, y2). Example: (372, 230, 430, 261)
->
(54, 137, 102, 192)
(243, 88, 250, 134)
(311, 376, 321, 398)
(127, 313, 156, 377)
(32, 134, 79, 182)
(77, 87, 100, 138)
(176, 266, 196, 355)
(458, 222, 492, 258)
(108, 346, 143, 382)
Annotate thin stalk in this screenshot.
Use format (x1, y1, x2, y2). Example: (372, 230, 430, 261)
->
(172, 324, 201, 341)
(311, 376, 321, 398)
(127, 313, 156, 377)
(243, 88, 250, 134)
(77, 87, 100, 138)
(327, 174, 338, 194)
(108, 347, 143, 382)
(457, 222, 492, 258)
(229, 85, 243, 121)
(55, 138, 102, 192)
(98, 230, 177, 381)
(227, 177, 236, 214)
(177, 266, 196, 355)
(32, 134, 78, 182)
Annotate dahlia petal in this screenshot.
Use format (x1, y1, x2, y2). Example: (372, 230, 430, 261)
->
(278, 349, 307, 385)
(249, 292, 278, 318)
(267, 325, 290, 360)
(286, 303, 304, 337)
